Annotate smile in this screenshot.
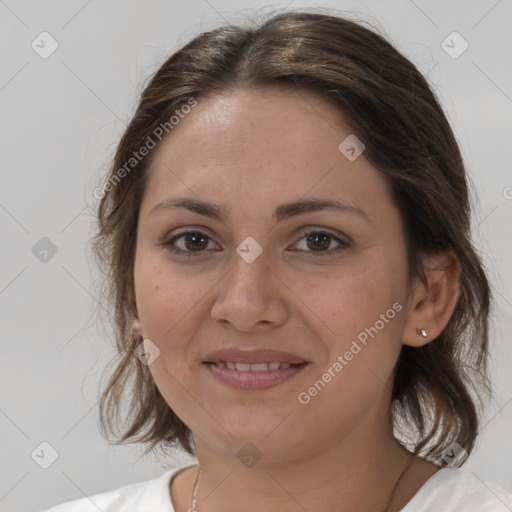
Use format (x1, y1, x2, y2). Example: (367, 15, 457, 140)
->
(204, 361, 309, 390)
(210, 361, 297, 371)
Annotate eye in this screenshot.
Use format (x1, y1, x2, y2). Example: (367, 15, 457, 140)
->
(162, 229, 350, 258)
(163, 230, 219, 257)
(291, 230, 349, 257)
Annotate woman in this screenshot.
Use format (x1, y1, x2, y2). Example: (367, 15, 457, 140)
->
(42, 9, 512, 512)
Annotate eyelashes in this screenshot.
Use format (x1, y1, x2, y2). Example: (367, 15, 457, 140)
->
(162, 229, 350, 258)
(164, 231, 218, 256)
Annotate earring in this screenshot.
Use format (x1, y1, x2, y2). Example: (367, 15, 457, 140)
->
(416, 327, 428, 338)
(132, 318, 142, 336)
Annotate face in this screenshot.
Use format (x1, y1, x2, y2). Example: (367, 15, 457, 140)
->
(133, 88, 413, 462)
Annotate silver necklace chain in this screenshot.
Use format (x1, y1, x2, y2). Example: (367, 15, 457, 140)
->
(188, 465, 200, 512)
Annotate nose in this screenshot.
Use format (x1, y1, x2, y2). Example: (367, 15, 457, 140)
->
(210, 246, 289, 332)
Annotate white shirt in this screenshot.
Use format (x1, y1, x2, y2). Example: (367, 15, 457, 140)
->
(41, 463, 512, 511)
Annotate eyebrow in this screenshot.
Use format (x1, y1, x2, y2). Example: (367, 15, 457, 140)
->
(149, 197, 371, 225)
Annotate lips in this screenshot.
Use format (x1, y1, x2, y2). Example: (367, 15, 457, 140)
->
(202, 348, 309, 390)
(203, 347, 308, 365)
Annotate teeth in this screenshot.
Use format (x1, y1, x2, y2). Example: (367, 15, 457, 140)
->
(249, 363, 267, 371)
(212, 361, 298, 371)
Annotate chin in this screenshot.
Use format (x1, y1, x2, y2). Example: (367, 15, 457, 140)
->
(201, 423, 306, 465)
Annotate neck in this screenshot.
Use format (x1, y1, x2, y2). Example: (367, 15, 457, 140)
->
(190, 422, 415, 512)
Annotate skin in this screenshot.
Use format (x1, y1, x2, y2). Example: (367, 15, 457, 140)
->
(133, 88, 460, 512)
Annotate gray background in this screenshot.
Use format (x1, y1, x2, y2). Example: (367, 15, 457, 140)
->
(1, 1, 511, 511)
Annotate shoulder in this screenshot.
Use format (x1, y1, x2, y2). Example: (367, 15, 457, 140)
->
(39, 464, 196, 512)
(402, 467, 512, 511)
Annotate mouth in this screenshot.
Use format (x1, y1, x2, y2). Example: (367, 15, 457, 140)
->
(203, 361, 308, 390)
(205, 361, 305, 371)
(204, 347, 308, 365)
(202, 347, 309, 390)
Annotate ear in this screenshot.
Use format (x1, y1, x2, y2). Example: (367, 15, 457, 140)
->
(402, 250, 460, 347)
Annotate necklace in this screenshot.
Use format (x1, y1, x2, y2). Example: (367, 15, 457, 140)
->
(188, 456, 413, 512)
(188, 465, 201, 512)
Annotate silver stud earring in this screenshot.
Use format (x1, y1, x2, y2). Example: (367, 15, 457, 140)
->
(416, 327, 428, 338)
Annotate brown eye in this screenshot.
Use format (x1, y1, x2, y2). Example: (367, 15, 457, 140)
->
(182, 232, 209, 251)
(164, 231, 218, 256)
(293, 230, 349, 257)
(306, 232, 332, 251)
(163, 229, 349, 258)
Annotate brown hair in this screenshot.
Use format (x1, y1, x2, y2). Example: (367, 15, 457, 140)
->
(91, 9, 491, 464)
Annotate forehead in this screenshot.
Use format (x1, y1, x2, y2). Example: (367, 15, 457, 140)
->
(164, 87, 349, 155)
(140, 87, 393, 218)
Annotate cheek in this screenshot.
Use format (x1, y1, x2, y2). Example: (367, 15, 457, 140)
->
(303, 263, 404, 339)
(134, 257, 211, 426)
(133, 254, 223, 392)
(297, 258, 407, 383)
(293, 272, 406, 429)
(134, 254, 207, 338)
